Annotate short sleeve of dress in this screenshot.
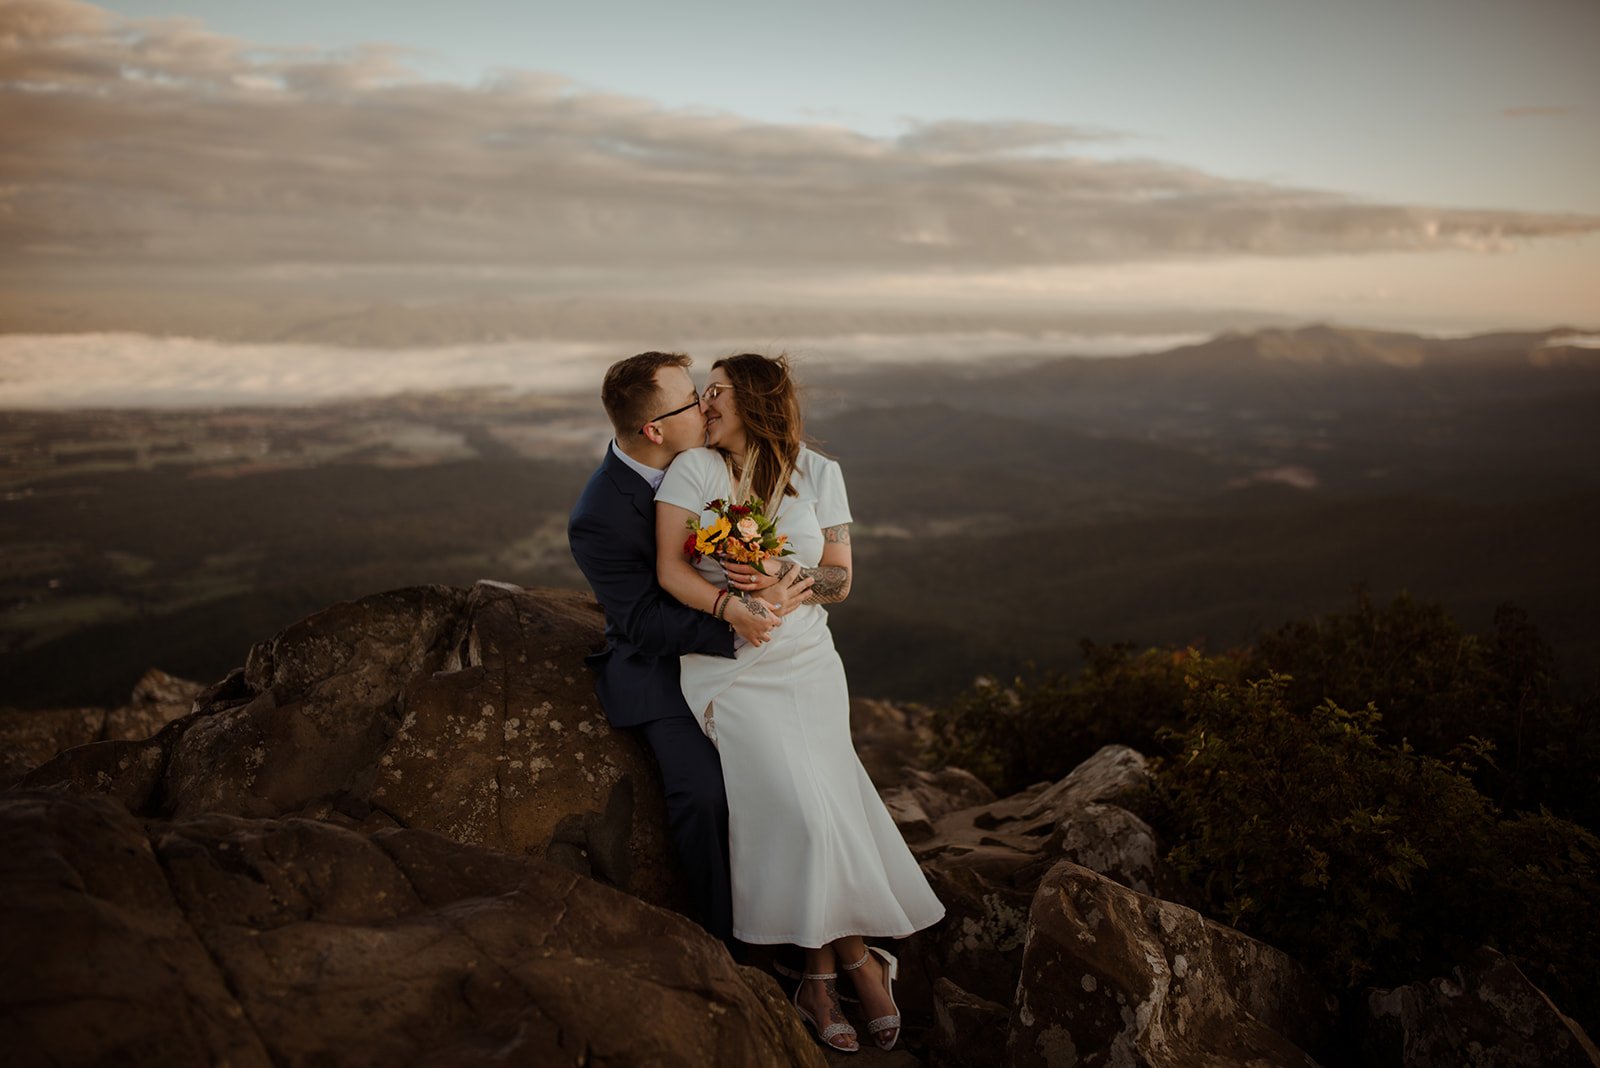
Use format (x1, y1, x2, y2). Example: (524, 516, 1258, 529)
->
(656, 448, 726, 514)
(813, 455, 854, 529)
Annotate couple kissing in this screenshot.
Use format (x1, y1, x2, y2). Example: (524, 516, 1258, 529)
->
(567, 350, 944, 1053)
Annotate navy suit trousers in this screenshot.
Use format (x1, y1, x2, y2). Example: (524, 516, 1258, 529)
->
(634, 713, 734, 950)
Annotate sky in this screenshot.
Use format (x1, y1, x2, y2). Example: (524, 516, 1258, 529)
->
(0, 0, 1597, 403)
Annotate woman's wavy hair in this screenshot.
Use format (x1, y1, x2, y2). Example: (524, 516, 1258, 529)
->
(712, 352, 804, 505)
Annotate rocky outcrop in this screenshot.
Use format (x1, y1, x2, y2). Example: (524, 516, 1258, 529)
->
(0, 790, 825, 1067)
(1, 704, 102, 788)
(0, 668, 201, 787)
(903, 745, 1160, 1014)
(9, 583, 1591, 1068)
(881, 765, 996, 842)
(1007, 860, 1336, 1068)
(931, 976, 1010, 1068)
(1363, 948, 1600, 1067)
(19, 583, 687, 910)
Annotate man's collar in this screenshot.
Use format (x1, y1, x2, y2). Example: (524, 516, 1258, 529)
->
(610, 439, 667, 492)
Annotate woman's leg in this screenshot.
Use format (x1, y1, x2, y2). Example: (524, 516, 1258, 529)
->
(795, 943, 857, 1052)
(835, 936, 900, 1049)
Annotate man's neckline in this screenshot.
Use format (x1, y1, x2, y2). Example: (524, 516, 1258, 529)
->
(611, 440, 668, 488)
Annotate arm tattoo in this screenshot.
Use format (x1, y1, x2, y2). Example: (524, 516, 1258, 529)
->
(769, 525, 852, 603)
(800, 565, 850, 603)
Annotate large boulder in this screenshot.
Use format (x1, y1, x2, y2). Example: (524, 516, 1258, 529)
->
(1007, 860, 1336, 1068)
(0, 668, 201, 787)
(901, 746, 1160, 1011)
(926, 744, 1158, 895)
(1362, 947, 1600, 1067)
(110, 667, 206, 738)
(0, 791, 825, 1067)
(18, 583, 686, 910)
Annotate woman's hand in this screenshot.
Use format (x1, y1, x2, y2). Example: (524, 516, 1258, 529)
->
(723, 558, 786, 594)
(756, 566, 814, 615)
(724, 593, 782, 646)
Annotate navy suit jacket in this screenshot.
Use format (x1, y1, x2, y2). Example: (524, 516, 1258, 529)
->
(568, 446, 737, 728)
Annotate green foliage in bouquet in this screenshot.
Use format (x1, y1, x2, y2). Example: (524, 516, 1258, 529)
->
(1149, 666, 1600, 1031)
(925, 640, 1212, 795)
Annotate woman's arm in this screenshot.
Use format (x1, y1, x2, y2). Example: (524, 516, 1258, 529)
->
(806, 524, 853, 603)
(656, 501, 784, 645)
(724, 524, 852, 604)
(656, 501, 724, 614)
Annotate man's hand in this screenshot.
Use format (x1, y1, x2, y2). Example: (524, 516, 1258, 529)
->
(724, 592, 782, 646)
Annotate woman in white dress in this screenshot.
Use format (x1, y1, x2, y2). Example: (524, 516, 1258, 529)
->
(654, 354, 944, 1053)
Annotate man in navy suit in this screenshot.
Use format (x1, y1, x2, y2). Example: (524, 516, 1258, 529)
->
(568, 351, 807, 949)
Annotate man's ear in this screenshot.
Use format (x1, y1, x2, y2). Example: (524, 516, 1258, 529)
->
(641, 422, 664, 446)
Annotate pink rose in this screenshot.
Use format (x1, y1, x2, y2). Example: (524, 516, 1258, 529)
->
(737, 517, 760, 540)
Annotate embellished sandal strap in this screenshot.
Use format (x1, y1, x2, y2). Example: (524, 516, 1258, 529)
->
(839, 950, 871, 971)
(819, 1021, 858, 1042)
(867, 1014, 902, 1034)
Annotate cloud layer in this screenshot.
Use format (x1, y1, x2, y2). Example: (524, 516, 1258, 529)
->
(0, 328, 1213, 408)
(4, 0, 1596, 294)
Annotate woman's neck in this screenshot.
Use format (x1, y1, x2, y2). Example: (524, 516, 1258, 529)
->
(719, 439, 764, 501)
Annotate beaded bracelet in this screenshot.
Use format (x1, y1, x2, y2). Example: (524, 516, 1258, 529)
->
(715, 589, 733, 621)
(711, 589, 729, 620)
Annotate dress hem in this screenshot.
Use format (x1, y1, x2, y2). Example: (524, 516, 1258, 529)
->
(733, 911, 945, 949)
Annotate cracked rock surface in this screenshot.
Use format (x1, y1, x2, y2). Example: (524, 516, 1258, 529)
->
(1, 668, 202, 789)
(1362, 947, 1600, 1068)
(19, 583, 684, 911)
(0, 791, 824, 1067)
(896, 745, 1163, 1022)
(1008, 860, 1335, 1068)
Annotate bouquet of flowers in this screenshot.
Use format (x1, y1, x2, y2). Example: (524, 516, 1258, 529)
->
(684, 496, 792, 574)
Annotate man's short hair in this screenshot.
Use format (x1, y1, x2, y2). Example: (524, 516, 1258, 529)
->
(602, 351, 692, 436)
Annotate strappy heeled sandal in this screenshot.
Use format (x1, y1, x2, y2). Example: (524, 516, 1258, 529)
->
(842, 947, 902, 1050)
(792, 970, 859, 1053)
(774, 960, 859, 1002)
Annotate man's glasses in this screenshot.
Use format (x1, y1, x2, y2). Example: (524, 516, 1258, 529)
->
(639, 395, 701, 435)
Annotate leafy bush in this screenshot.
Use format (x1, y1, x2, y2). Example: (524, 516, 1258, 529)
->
(925, 641, 1209, 795)
(1250, 591, 1600, 829)
(1149, 667, 1599, 1030)
(928, 596, 1600, 1031)
(1478, 808, 1600, 1029)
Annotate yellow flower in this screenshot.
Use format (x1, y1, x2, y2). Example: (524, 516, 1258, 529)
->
(694, 516, 731, 556)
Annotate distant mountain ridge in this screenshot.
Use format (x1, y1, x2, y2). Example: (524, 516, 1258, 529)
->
(1019, 322, 1600, 374)
(870, 323, 1600, 433)
(1150, 323, 1599, 369)
(806, 323, 1600, 409)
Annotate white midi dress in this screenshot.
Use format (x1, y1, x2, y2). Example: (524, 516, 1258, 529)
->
(657, 446, 945, 947)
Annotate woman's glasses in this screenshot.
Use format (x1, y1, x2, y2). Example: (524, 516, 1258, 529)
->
(702, 383, 734, 402)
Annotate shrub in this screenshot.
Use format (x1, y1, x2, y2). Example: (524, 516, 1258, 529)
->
(1148, 667, 1600, 1030)
(1250, 591, 1600, 830)
(925, 641, 1208, 795)
(1480, 809, 1600, 1030)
